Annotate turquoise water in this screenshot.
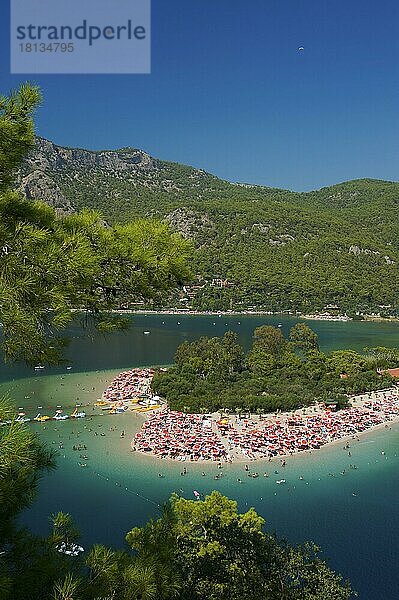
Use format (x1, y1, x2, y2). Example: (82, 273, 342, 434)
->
(1, 315, 399, 599)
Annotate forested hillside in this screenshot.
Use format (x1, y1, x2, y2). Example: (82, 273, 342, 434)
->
(20, 138, 399, 314)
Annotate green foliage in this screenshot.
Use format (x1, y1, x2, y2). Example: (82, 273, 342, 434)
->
(0, 83, 41, 192)
(0, 197, 192, 365)
(0, 396, 75, 600)
(0, 397, 55, 531)
(174, 332, 244, 380)
(290, 322, 320, 353)
(363, 346, 399, 368)
(126, 491, 353, 600)
(0, 85, 192, 365)
(152, 325, 395, 413)
(327, 351, 368, 376)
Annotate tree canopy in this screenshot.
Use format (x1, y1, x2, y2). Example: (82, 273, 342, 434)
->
(125, 491, 353, 600)
(0, 84, 191, 364)
(152, 324, 394, 413)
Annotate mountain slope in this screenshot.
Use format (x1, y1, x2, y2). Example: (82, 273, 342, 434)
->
(19, 138, 399, 314)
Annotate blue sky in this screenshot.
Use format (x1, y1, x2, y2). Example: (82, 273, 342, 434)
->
(1, 0, 399, 191)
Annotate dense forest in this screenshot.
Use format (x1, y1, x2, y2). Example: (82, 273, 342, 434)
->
(20, 139, 399, 314)
(152, 324, 396, 413)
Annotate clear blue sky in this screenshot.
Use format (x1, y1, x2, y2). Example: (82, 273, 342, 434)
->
(1, 0, 399, 191)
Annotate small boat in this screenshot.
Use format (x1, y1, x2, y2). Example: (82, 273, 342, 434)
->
(15, 412, 31, 423)
(193, 490, 201, 499)
(34, 365, 45, 370)
(276, 479, 286, 484)
(71, 408, 86, 419)
(66, 366, 72, 370)
(34, 414, 50, 422)
(143, 331, 150, 335)
(277, 323, 283, 328)
(53, 410, 69, 421)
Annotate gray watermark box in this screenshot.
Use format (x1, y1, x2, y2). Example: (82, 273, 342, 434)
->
(10, 0, 151, 74)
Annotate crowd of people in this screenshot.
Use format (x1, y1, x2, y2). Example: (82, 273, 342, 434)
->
(132, 389, 399, 462)
(103, 368, 155, 402)
(133, 410, 231, 461)
(217, 390, 399, 459)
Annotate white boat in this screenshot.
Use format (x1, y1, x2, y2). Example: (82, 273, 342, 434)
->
(71, 408, 86, 418)
(66, 366, 72, 370)
(56, 542, 84, 556)
(15, 412, 31, 423)
(53, 410, 69, 420)
(276, 479, 286, 484)
(143, 331, 150, 335)
(34, 365, 45, 370)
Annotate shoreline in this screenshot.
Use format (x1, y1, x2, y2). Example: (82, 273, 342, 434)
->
(90, 309, 399, 323)
(131, 388, 399, 464)
(130, 417, 399, 468)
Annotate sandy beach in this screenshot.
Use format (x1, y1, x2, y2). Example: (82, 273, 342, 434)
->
(130, 384, 399, 464)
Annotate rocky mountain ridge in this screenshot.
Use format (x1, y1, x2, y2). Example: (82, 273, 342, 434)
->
(17, 137, 399, 313)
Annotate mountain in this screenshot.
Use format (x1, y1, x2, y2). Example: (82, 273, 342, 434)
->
(19, 137, 399, 314)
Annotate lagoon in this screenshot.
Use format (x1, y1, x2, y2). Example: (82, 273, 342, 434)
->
(1, 314, 399, 599)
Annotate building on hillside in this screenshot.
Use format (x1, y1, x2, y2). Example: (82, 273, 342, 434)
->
(211, 278, 235, 288)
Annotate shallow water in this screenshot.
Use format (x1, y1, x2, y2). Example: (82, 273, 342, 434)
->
(1, 315, 399, 599)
